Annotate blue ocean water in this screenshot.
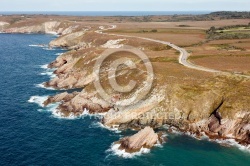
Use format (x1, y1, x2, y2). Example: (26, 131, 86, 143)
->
(0, 11, 212, 16)
(0, 34, 249, 166)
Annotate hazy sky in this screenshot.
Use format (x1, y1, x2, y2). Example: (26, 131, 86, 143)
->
(0, 0, 249, 11)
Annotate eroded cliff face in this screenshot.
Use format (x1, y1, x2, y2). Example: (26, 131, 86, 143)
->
(113, 76, 250, 146)
(41, 29, 250, 148)
(3, 19, 249, 149)
(0, 22, 9, 31)
(49, 31, 87, 48)
(1, 20, 85, 36)
(3, 21, 61, 34)
(117, 127, 160, 153)
(39, 27, 250, 148)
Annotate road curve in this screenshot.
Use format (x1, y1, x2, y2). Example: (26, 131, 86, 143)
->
(96, 25, 250, 78)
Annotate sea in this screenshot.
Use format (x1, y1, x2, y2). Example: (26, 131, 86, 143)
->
(0, 11, 212, 16)
(0, 33, 249, 165)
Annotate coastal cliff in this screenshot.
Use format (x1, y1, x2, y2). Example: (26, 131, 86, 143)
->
(117, 127, 160, 153)
(41, 28, 249, 149)
(2, 18, 249, 151)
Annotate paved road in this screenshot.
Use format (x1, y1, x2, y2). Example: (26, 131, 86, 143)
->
(96, 25, 250, 78)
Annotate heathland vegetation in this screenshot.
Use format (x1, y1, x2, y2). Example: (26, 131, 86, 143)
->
(0, 11, 249, 152)
(207, 23, 250, 40)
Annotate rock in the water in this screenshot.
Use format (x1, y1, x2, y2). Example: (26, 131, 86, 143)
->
(118, 127, 159, 153)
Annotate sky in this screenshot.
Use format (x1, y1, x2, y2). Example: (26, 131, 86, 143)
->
(0, 0, 249, 11)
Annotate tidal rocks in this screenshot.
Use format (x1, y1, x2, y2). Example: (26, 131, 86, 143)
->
(118, 127, 160, 153)
(44, 90, 112, 117)
(43, 92, 78, 107)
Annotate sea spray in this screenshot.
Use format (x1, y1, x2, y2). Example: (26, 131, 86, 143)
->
(28, 96, 49, 107)
(162, 124, 250, 153)
(39, 64, 49, 69)
(89, 122, 121, 133)
(29, 44, 47, 48)
(107, 143, 150, 158)
(35, 83, 56, 90)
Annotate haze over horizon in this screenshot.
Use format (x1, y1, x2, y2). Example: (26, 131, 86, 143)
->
(0, 0, 249, 11)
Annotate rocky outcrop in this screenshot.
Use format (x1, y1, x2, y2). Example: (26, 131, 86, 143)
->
(118, 127, 159, 153)
(43, 37, 250, 148)
(4, 21, 61, 34)
(0, 22, 9, 26)
(2, 15, 249, 155)
(44, 89, 112, 117)
(57, 25, 79, 35)
(101, 39, 126, 48)
(20, 20, 248, 149)
(49, 31, 86, 48)
(0, 22, 9, 31)
(101, 76, 250, 148)
(103, 91, 165, 128)
(43, 21, 61, 34)
(43, 92, 78, 106)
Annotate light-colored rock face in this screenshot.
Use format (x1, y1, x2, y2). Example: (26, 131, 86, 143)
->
(44, 21, 61, 34)
(103, 91, 165, 128)
(3, 21, 61, 34)
(58, 25, 79, 35)
(118, 127, 159, 153)
(0, 22, 9, 26)
(56, 90, 111, 117)
(4, 25, 39, 33)
(49, 31, 86, 48)
(15, 20, 247, 147)
(101, 39, 126, 48)
(44, 31, 249, 147)
(0, 22, 9, 31)
(43, 92, 72, 106)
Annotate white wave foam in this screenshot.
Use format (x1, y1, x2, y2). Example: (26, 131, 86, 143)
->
(71, 109, 107, 119)
(29, 96, 90, 120)
(185, 131, 200, 139)
(35, 83, 56, 90)
(53, 108, 91, 120)
(28, 96, 48, 107)
(43, 48, 56, 51)
(40, 71, 53, 76)
(107, 143, 150, 158)
(50, 105, 76, 119)
(162, 125, 249, 153)
(29, 44, 47, 48)
(46, 31, 58, 36)
(183, 132, 250, 153)
(91, 122, 121, 133)
(39, 64, 56, 78)
(37, 102, 63, 119)
(40, 71, 56, 78)
(39, 64, 48, 69)
(50, 108, 102, 120)
(55, 53, 63, 56)
(211, 138, 250, 153)
(154, 140, 164, 148)
(164, 125, 182, 135)
(28, 96, 69, 119)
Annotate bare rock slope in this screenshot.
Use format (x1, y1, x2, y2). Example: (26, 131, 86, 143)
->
(118, 127, 159, 153)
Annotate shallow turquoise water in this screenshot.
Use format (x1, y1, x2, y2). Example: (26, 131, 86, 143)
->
(0, 34, 249, 166)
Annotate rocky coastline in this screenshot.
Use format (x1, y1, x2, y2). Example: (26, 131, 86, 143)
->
(1, 19, 249, 153)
